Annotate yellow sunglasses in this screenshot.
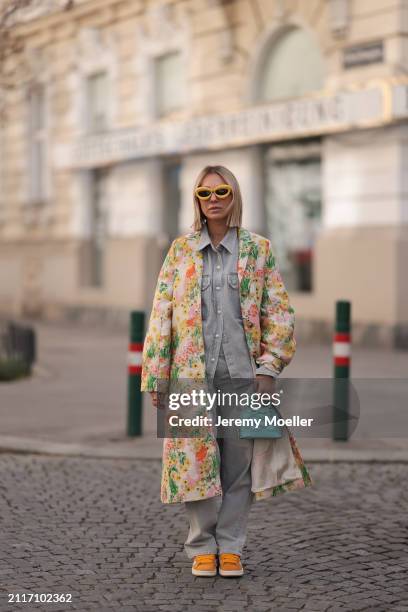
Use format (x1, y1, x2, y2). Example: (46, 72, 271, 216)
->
(195, 184, 233, 201)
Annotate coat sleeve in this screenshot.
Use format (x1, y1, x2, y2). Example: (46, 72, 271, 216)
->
(140, 240, 176, 392)
(255, 240, 296, 376)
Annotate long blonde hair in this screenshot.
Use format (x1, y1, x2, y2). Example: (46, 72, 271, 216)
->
(192, 165, 243, 231)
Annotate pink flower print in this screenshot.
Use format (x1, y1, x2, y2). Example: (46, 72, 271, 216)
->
(248, 304, 259, 325)
(187, 305, 198, 327)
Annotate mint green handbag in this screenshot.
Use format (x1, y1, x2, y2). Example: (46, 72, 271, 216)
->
(239, 405, 283, 439)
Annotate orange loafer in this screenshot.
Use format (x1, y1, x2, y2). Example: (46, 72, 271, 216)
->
(191, 553, 217, 577)
(219, 552, 244, 577)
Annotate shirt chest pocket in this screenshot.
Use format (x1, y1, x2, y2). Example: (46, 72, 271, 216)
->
(201, 274, 211, 291)
(227, 272, 239, 289)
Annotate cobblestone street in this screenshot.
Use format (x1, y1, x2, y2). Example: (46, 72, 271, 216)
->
(0, 455, 407, 612)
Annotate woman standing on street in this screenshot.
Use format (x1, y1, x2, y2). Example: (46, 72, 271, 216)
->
(141, 165, 312, 578)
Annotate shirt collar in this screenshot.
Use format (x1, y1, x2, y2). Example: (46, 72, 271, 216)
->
(197, 224, 237, 254)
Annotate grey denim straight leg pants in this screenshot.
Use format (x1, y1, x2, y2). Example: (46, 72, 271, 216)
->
(183, 348, 255, 559)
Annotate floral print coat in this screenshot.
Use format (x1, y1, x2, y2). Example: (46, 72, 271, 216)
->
(141, 227, 312, 503)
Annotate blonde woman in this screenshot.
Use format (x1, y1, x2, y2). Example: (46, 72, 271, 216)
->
(141, 165, 312, 578)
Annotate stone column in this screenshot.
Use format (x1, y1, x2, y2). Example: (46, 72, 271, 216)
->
(312, 125, 408, 347)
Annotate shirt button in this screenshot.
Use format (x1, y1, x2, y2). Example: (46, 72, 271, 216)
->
(217, 309, 222, 314)
(215, 286, 220, 290)
(215, 333, 219, 338)
(216, 265, 221, 270)
(210, 357, 215, 362)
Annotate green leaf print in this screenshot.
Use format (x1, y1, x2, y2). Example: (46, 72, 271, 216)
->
(146, 344, 156, 359)
(208, 452, 220, 480)
(159, 344, 170, 359)
(172, 332, 180, 350)
(147, 374, 157, 390)
(265, 251, 275, 269)
(301, 464, 312, 485)
(241, 277, 251, 296)
(170, 365, 181, 380)
(169, 476, 178, 497)
(193, 326, 201, 339)
(159, 281, 168, 294)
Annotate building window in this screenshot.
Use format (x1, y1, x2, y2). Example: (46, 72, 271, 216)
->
(259, 26, 325, 102)
(264, 141, 322, 293)
(154, 51, 186, 118)
(86, 71, 108, 133)
(87, 168, 108, 287)
(27, 83, 47, 203)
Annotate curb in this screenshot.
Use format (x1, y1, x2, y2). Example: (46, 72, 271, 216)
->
(0, 436, 163, 460)
(302, 448, 408, 463)
(0, 436, 408, 462)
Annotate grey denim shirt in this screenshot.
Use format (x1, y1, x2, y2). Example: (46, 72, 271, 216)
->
(198, 224, 276, 381)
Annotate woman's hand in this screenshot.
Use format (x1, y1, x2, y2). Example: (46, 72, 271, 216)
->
(149, 392, 158, 408)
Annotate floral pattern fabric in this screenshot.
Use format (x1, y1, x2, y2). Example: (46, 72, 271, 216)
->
(141, 228, 313, 503)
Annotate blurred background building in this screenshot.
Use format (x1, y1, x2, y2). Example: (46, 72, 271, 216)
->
(0, 0, 407, 347)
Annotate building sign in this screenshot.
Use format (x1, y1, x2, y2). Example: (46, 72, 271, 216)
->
(53, 80, 408, 169)
(343, 41, 383, 69)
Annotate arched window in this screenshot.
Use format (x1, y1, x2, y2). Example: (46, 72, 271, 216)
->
(258, 26, 325, 102)
(254, 26, 325, 292)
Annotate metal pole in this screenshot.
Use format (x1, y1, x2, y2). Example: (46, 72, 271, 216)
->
(127, 311, 145, 436)
(332, 300, 351, 441)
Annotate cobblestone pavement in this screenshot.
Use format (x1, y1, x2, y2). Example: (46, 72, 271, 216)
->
(0, 455, 407, 612)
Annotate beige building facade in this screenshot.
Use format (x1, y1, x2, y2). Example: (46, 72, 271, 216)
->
(0, 0, 408, 347)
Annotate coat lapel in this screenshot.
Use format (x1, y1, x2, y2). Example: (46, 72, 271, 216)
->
(186, 230, 204, 288)
(237, 227, 254, 285)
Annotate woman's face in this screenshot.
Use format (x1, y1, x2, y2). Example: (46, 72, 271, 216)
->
(197, 172, 234, 224)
